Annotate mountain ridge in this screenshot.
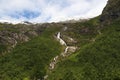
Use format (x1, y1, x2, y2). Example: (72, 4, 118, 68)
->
(100, 0, 120, 24)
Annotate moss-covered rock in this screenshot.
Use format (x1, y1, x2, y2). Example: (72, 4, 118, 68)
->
(100, 0, 120, 24)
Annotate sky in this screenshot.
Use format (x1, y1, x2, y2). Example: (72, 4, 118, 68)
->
(0, 0, 108, 23)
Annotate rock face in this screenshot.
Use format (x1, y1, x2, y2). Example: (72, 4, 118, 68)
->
(0, 23, 46, 55)
(100, 0, 120, 23)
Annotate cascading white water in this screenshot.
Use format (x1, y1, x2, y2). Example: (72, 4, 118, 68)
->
(57, 32, 67, 46)
(57, 32, 60, 39)
(44, 32, 77, 80)
(48, 32, 68, 70)
(65, 47, 69, 53)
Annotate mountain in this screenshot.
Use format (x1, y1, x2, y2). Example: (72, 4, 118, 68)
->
(100, 0, 120, 24)
(0, 0, 120, 80)
(48, 0, 120, 79)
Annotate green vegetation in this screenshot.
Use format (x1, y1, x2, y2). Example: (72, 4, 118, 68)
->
(100, 0, 120, 23)
(0, 0, 120, 79)
(0, 23, 18, 32)
(0, 17, 120, 80)
(0, 27, 62, 80)
(0, 44, 7, 54)
(48, 20, 120, 80)
(62, 17, 100, 47)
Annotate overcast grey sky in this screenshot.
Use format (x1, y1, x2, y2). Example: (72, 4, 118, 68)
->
(0, 0, 108, 23)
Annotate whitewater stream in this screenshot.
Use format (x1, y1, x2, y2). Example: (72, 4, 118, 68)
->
(44, 32, 77, 80)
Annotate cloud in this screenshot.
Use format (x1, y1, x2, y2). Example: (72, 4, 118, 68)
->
(0, 0, 108, 23)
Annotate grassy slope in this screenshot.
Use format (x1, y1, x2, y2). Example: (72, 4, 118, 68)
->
(48, 20, 120, 80)
(0, 26, 62, 80)
(0, 45, 7, 53)
(0, 23, 32, 54)
(61, 17, 99, 47)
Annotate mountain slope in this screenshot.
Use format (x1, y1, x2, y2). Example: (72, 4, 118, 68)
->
(0, 0, 120, 80)
(48, 20, 120, 80)
(100, 0, 120, 23)
(48, 0, 120, 79)
(0, 25, 63, 80)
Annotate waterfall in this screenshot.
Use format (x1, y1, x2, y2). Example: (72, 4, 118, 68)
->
(65, 47, 69, 53)
(57, 32, 60, 39)
(57, 32, 67, 46)
(44, 32, 77, 80)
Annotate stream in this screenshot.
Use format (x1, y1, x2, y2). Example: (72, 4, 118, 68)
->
(44, 32, 77, 80)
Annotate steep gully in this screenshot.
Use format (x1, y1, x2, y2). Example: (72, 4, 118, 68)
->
(44, 32, 77, 80)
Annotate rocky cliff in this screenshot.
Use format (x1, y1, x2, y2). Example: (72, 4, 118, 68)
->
(100, 0, 120, 23)
(0, 23, 44, 55)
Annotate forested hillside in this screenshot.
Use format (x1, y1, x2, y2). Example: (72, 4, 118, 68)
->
(0, 0, 120, 80)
